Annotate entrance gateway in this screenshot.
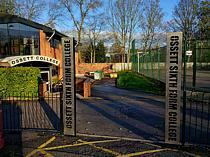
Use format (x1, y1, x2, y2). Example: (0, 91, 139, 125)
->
(165, 32, 182, 144)
(62, 37, 76, 136)
(60, 35, 184, 142)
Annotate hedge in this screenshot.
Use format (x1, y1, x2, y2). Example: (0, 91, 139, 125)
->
(0, 67, 41, 96)
(117, 71, 165, 95)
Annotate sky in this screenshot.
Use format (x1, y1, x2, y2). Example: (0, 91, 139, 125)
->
(160, 0, 179, 21)
(43, 0, 180, 32)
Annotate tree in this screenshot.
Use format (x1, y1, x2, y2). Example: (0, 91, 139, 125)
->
(140, 0, 164, 52)
(85, 13, 105, 63)
(60, 0, 102, 46)
(0, 0, 15, 14)
(95, 40, 106, 63)
(80, 43, 92, 63)
(16, 0, 46, 21)
(172, 0, 200, 40)
(45, 1, 63, 28)
(0, 0, 45, 21)
(107, 0, 142, 63)
(197, 0, 210, 38)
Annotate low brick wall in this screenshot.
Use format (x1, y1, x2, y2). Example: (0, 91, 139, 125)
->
(77, 63, 112, 74)
(76, 63, 132, 74)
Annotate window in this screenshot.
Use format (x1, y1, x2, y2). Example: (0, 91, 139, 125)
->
(0, 23, 40, 58)
(50, 38, 60, 48)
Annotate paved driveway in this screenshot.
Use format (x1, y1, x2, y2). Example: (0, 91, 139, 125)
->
(77, 80, 165, 142)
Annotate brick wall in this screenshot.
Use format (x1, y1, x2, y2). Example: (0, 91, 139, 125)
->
(39, 30, 63, 79)
(77, 63, 113, 74)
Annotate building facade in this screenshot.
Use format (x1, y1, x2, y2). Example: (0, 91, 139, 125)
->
(0, 13, 66, 91)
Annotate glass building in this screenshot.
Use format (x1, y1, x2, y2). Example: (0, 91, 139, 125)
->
(0, 23, 40, 57)
(0, 13, 67, 91)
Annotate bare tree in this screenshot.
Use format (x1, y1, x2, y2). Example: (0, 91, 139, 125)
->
(0, 0, 45, 22)
(16, 0, 46, 21)
(59, 0, 102, 62)
(85, 13, 105, 63)
(60, 0, 102, 44)
(172, 0, 200, 40)
(140, 0, 164, 52)
(45, 2, 63, 28)
(127, 0, 142, 62)
(107, 0, 142, 63)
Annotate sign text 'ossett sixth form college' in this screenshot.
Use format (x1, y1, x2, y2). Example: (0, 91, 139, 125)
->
(165, 32, 182, 144)
(62, 37, 76, 136)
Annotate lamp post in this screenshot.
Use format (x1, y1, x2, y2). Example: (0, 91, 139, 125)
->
(137, 52, 143, 73)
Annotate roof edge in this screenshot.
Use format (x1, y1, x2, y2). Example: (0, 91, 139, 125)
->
(0, 13, 67, 37)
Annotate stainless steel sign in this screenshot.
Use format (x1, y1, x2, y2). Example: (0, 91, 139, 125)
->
(165, 32, 182, 144)
(62, 37, 76, 136)
(8, 55, 60, 66)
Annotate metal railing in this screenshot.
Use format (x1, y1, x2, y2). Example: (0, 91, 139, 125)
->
(183, 87, 210, 145)
(131, 39, 210, 88)
(0, 92, 62, 132)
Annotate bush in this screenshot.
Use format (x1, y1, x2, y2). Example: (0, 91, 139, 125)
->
(0, 67, 41, 96)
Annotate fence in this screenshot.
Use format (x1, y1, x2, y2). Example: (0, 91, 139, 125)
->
(131, 46, 166, 82)
(131, 38, 210, 88)
(0, 92, 62, 132)
(183, 87, 210, 145)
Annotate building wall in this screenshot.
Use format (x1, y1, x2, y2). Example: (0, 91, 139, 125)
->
(39, 30, 63, 79)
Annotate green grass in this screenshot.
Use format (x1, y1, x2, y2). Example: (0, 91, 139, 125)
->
(117, 71, 165, 95)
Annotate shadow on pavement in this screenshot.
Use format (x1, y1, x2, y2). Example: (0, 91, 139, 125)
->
(80, 99, 163, 141)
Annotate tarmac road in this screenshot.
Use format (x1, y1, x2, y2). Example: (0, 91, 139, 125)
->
(77, 79, 165, 142)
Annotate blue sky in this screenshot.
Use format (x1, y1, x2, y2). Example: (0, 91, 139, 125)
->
(43, 0, 180, 32)
(160, 0, 179, 21)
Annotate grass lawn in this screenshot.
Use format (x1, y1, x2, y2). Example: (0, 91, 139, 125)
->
(117, 71, 165, 95)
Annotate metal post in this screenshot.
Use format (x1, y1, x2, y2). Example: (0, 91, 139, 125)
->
(146, 52, 149, 76)
(49, 66, 52, 93)
(157, 45, 160, 81)
(182, 36, 187, 145)
(192, 40, 197, 87)
(131, 40, 135, 72)
(60, 92, 63, 132)
(137, 53, 140, 73)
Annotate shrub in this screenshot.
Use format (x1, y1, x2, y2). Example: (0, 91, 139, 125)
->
(0, 67, 41, 96)
(117, 71, 165, 95)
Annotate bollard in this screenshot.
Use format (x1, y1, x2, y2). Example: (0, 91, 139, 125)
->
(83, 80, 89, 98)
(88, 81, 91, 97)
(0, 109, 4, 149)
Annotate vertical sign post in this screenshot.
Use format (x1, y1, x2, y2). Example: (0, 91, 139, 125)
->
(165, 32, 182, 144)
(62, 37, 76, 136)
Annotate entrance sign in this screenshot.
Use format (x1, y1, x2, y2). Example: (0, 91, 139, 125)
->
(5, 55, 60, 67)
(62, 37, 76, 136)
(165, 32, 182, 144)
